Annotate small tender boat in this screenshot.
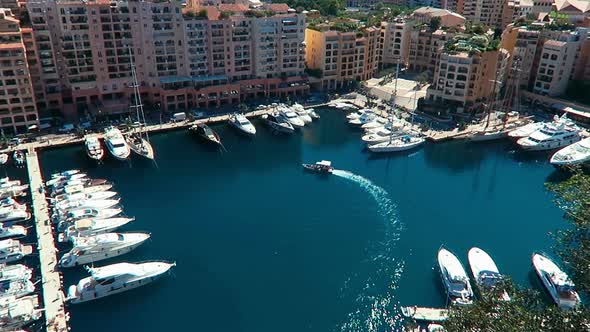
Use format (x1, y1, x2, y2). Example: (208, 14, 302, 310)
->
(0, 224, 27, 239)
(104, 126, 131, 161)
(302, 160, 333, 174)
(60, 217, 135, 241)
(532, 253, 580, 310)
(438, 247, 473, 305)
(0, 239, 32, 264)
(84, 135, 105, 161)
(0, 154, 8, 165)
(12, 151, 24, 168)
(60, 232, 151, 267)
(190, 124, 221, 145)
(467, 247, 510, 300)
(67, 261, 175, 304)
(261, 113, 295, 134)
(126, 133, 155, 160)
(228, 113, 256, 136)
(550, 137, 590, 167)
(0, 295, 42, 330)
(368, 134, 425, 153)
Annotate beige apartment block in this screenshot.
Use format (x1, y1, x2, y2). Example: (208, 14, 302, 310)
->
(380, 18, 411, 66)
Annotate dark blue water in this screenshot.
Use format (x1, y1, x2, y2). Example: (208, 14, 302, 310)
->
(34, 110, 563, 332)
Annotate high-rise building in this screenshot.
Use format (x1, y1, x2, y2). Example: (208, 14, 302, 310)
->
(379, 18, 412, 66)
(463, 0, 505, 29)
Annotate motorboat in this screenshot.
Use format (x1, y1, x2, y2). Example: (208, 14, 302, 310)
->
(67, 261, 176, 304)
(0, 197, 26, 210)
(46, 173, 87, 186)
(126, 133, 155, 160)
(346, 109, 372, 120)
(361, 128, 396, 145)
(0, 278, 35, 299)
(60, 232, 151, 268)
(0, 154, 8, 165)
(468, 126, 512, 142)
(55, 198, 121, 213)
(532, 253, 580, 310)
(550, 137, 590, 167)
(0, 295, 42, 330)
(302, 160, 333, 174)
(51, 190, 118, 204)
(349, 112, 376, 126)
(0, 265, 33, 282)
(0, 186, 28, 199)
(84, 135, 105, 161)
(0, 240, 32, 264)
(104, 127, 131, 161)
(56, 207, 123, 230)
(0, 208, 30, 223)
(438, 247, 473, 305)
(467, 247, 510, 300)
(308, 109, 320, 119)
(368, 134, 425, 153)
(59, 217, 135, 242)
(0, 224, 27, 240)
(517, 116, 582, 151)
(190, 124, 221, 145)
(12, 151, 24, 168)
(50, 183, 112, 197)
(508, 122, 544, 139)
(290, 106, 313, 124)
(261, 113, 295, 134)
(361, 117, 388, 130)
(228, 113, 256, 136)
(0, 178, 20, 188)
(330, 102, 357, 111)
(51, 169, 80, 178)
(49, 177, 107, 190)
(279, 109, 305, 128)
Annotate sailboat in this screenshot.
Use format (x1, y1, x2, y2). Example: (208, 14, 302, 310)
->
(125, 46, 154, 160)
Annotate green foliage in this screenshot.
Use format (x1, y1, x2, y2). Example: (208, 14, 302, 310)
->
(219, 11, 234, 19)
(197, 9, 208, 18)
(305, 68, 323, 78)
(429, 16, 441, 32)
(274, 0, 343, 16)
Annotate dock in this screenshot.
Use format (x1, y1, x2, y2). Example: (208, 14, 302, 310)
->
(26, 148, 69, 332)
(401, 306, 448, 322)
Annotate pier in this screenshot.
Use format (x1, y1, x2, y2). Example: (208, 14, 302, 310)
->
(26, 148, 69, 332)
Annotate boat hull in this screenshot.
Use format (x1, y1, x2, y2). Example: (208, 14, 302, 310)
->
(369, 139, 425, 153)
(517, 136, 581, 151)
(127, 137, 155, 160)
(60, 241, 148, 267)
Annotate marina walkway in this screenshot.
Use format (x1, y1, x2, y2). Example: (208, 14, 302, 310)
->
(26, 148, 69, 332)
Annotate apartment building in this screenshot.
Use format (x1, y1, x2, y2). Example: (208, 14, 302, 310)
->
(380, 18, 411, 66)
(0, 8, 38, 134)
(501, 0, 534, 29)
(304, 24, 380, 90)
(22, 0, 307, 117)
(463, 0, 505, 29)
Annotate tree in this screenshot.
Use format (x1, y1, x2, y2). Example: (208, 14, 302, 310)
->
(238, 103, 249, 114)
(429, 17, 441, 32)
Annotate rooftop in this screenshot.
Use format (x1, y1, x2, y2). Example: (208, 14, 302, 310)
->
(554, 0, 590, 13)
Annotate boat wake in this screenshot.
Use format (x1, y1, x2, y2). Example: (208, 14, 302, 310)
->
(331, 170, 405, 331)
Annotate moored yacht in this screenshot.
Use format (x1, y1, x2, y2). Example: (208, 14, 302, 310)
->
(190, 124, 221, 145)
(261, 113, 295, 134)
(51, 190, 117, 204)
(550, 137, 590, 167)
(56, 207, 123, 230)
(279, 109, 305, 128)
(0, 224, 27, 240)
(55, 198, 121, 213)
(59, 217, 135, 242)
(368, 134, 425, 153)
(0, 208, 30, 223)
(0, 278, 35, 299)
(0, 295, 42, 330)
(349, 112, 376, 126)
(532, 253, 580, 310)
(508, 122, 544, 139)
(126, 133, 155, 160)
(50, 183, 113, 198)
(0, 239, 32, 264)
(346, 109, 372, 121)
(67, 261, 175, 304)
(60, 232, 150, 267)
(84, 135, 105, 161)
(228, 113, 256, 136)
(517, 117, 582, 151)
(468, 126, 512, 142)
(52, 169, 81, 178)
(467, 247, 510, 300)
(46, 173, 87, 187)
(362, 128, 396, 145)
(438, 247, 473, 305)
(0, 264, 32, 282)
(361, 117, 388, 130)
(104, 127, 131, 161)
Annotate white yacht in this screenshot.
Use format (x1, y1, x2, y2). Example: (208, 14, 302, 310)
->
(362, 128, 396, 145)
(0, 224, 27, 240)
(56, 207, 123, 230)
(0, 154, 7, 165)
(261, 113, 295, 134)
(468, 126, 512, 142)
(346, 109, 372, 121)
(0, 278, 35, 299)
(59, 217, 135, 242)
(330, 102, 357, 111)
(51, 190, 117, 204)
(52, 169, 80, 178)
(368, 134, 425, 153)
(438, 247, 473, 305)
(67, 261, 175, 304)
(308, 109, 320, 119)
(517, 118, 582, 151)
(126, 133, 155, 160)
(349, 112, 376, 126)
(0, 208, 30, 223)
(0, 295, 42, 330)
(0, 240, 32, 264)
(50, 183, 113, 197)
(46, 173, 87, 187)
(104, 127, 131, 161)
(467, 247, 510, 300)
(361, 117, 388, 130)
(508, 122, 544, 139)
(55, 198, 121, 213)
(0, 178, 20, 188)
(0, 197, 26, 210)
(228, 113, 256, 136)
(60, 232, 150, 268)
(0, 265, 32, 282)
(550, 137, 590, 166)
(0, 185, 29, 199)
(279, 109, 305, 128)
(532, 253, 580, 310)
(84, 135, 105, 161)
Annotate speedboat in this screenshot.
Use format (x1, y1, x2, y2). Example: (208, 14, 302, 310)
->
(59, 217, 135, 242)
(0, 224, 27, 239)
(126, 133, 155, 160)
(228, 113, 256, 136)
(0, 154, 8, 165)
(261, 113, 295, 134)
(104, 127, 131, 161)
(532, 253, 580, 310)
(50, 183, 113, 197)
(361, 117, 388, 130)
(0, 295, 42, 330)
(550, 137, 590, 167)
(368, 134, 425, 153)
(438, 247, 473, 305)
(517, 117, 582, 151)
(0, 278, 35, 299)
(67, 261, 175, 304)
(55, 198, 121, 213)
(12, 151, 24, 168)
(51, 190, 118, 204)
(0, 264, 33, 282)
(302, 160, 333, 174)
(84, 135, 105, 161)
(190, 124, 221, 145)
(349, 112, 376, 126)
(56, 207, 123, 230)
(0, 239, 32, 264)
(508, 122, 544, 139)
(279, 109, 305, 128)
(467, 247, 510, 300)
(60, 232, 150, 268)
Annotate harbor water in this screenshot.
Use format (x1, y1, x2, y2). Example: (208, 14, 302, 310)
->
(34, 109, 563, 332)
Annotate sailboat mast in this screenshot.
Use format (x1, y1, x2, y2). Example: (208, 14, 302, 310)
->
(485, 69, 500, 129)
(128, 45, 149, 142)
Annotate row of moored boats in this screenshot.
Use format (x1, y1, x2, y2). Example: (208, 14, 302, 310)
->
(46, 170, 175, 305)
(84, 126, 154, 162)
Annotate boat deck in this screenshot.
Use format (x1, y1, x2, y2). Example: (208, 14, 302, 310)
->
(402, 306, 449, 322)
(26, 148, 69, 332)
